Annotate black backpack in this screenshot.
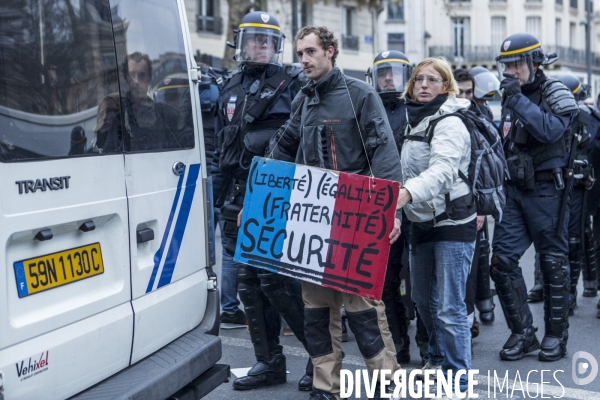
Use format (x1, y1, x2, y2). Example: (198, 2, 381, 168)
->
(406, 108, 508, 220)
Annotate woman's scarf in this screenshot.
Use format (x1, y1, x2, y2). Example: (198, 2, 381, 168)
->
(405, 93, 449, 128)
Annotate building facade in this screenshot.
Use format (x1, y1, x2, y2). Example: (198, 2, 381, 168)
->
(424, 0, 600, 95)
(185, 0, 380, 79)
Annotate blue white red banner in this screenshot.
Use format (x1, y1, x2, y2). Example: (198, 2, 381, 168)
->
(234, 157, 400, 300)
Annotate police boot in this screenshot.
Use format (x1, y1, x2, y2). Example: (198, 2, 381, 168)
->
(527, 254, 544, 303)
(233, 350, 287, 390)
(476, 226, 495, 324)
(539, 254, 569, 362)
(491, 256, 539, 361)
(582, 225, 598, 297)
(298, 358, 313, 391)
(568, 237, 582, 316)
(236, 267, 287, 389)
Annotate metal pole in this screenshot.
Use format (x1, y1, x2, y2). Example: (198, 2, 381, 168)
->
(292, 0, 299, 63)
(587, 0, 592, 86)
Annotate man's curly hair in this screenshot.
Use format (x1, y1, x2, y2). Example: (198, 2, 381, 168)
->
(294, 26, 339, 66)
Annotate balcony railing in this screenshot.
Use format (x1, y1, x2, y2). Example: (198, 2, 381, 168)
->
(429, 44, 600, 70)
(342, 34, 359, 51)
(428, 45, 498, 62)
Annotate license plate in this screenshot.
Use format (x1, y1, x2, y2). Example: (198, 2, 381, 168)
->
(14, 243, 104, 298)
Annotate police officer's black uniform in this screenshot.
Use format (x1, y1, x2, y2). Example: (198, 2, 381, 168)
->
(468, 66, 501, 325)
(492, 33, 578, 362)
(555, 76, 598, 314)
(211, 12, 312, 391)
(367, 50, 412, 364)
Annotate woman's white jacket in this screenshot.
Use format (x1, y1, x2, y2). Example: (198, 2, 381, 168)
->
(401, 96, 476, 225)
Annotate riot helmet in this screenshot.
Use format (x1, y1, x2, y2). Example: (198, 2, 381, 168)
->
(495, 33, 557, 84)
(366, 50, 412, 94)
(469, 66, 500, 101)
(556, 74, 591, 102)
(228, 12, 285, 65)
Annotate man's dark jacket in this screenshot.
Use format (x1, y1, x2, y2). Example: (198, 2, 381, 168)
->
(269, 67, 402, 184)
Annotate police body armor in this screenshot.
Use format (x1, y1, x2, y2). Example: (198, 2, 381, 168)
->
(503, 78, 578, 190)
(217, 65, 303, 255)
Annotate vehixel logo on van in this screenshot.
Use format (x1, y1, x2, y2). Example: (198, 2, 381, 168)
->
(15, 351, 49, 381)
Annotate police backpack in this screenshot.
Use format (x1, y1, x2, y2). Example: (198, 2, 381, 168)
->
(412, 109, 508, 220)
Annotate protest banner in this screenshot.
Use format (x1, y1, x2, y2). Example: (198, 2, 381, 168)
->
(234, 157, 400, 300)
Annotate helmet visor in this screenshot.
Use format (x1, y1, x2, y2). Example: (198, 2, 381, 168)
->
(235, 27, 285, 65)
(372, 62, 411, 93)
(496, 52, 535, 84)
(473, 71, 500, 100)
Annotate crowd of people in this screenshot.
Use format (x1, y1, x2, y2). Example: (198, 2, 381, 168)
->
(208, 11, 600, 400)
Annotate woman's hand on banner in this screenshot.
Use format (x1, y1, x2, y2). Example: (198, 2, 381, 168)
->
(396, 187, 412, 209)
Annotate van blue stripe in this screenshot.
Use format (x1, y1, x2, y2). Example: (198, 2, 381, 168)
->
(146, 173, 185, 293)
(157, 163, 201, 288)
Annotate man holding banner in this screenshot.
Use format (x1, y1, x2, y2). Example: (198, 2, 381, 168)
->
(212, 12, 313, 392)
(268, 26, 403, 400)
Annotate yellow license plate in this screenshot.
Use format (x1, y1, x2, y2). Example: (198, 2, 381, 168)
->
(14, 243, 104, 297)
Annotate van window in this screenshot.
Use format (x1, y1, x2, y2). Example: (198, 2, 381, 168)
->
(0, 0, 121, 161)
(105, 0, 195, 153)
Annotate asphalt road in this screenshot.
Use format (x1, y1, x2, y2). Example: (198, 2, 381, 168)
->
(206, 221, 600, 400)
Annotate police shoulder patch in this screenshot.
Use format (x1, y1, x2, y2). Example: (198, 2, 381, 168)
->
(541, 78, 579, 116)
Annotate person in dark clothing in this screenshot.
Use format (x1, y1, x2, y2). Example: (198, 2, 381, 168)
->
(470, 66, 501, 123)
(527, 74, 599, 316)
(210, 12, 313, 392)
(366, 50, 412, 364)
(104, 52, 193, 152)
(492, 33, 577, 362)
(269, 26, 402, 400)
(453, 68, 496, 329)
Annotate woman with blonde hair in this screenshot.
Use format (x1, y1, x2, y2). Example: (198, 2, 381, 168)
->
(396, 57, 475, 393)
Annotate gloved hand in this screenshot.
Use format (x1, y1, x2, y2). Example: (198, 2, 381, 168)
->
(501, 73, 521, 98)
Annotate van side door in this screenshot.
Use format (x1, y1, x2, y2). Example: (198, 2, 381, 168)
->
(109, 0, 209, 364)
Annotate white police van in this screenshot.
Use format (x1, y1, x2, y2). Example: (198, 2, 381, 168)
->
(0, 0, 225, 398)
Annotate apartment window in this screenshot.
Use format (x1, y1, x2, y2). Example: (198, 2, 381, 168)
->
(197, 0, 222, 33)
(491, 17, 506, 50)
(388, 33, 405, 53)
(526, 17, 541, 40)
(388, 0, 404, 21)
(342, 7, 358, 50)
(570, 0, 578, 8)
(556, 0, 563, 4)
(570, 22, 577, 47)
(452, 17, 470, 59)
(555, 19, 562, 45)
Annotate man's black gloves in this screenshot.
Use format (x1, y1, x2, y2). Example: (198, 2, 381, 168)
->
(500, 73, 521, 99)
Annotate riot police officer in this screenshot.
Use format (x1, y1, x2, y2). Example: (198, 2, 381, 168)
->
(211, 12, 313, 390)
(527, 76, 600, 312)
(366, 50, 412, 364)
(556, 75, 598, 308)
(492, 33, 578, 361)
(470, 66, 500, 122)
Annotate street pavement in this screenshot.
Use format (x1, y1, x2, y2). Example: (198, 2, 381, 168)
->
(206, 222, 600, 400)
